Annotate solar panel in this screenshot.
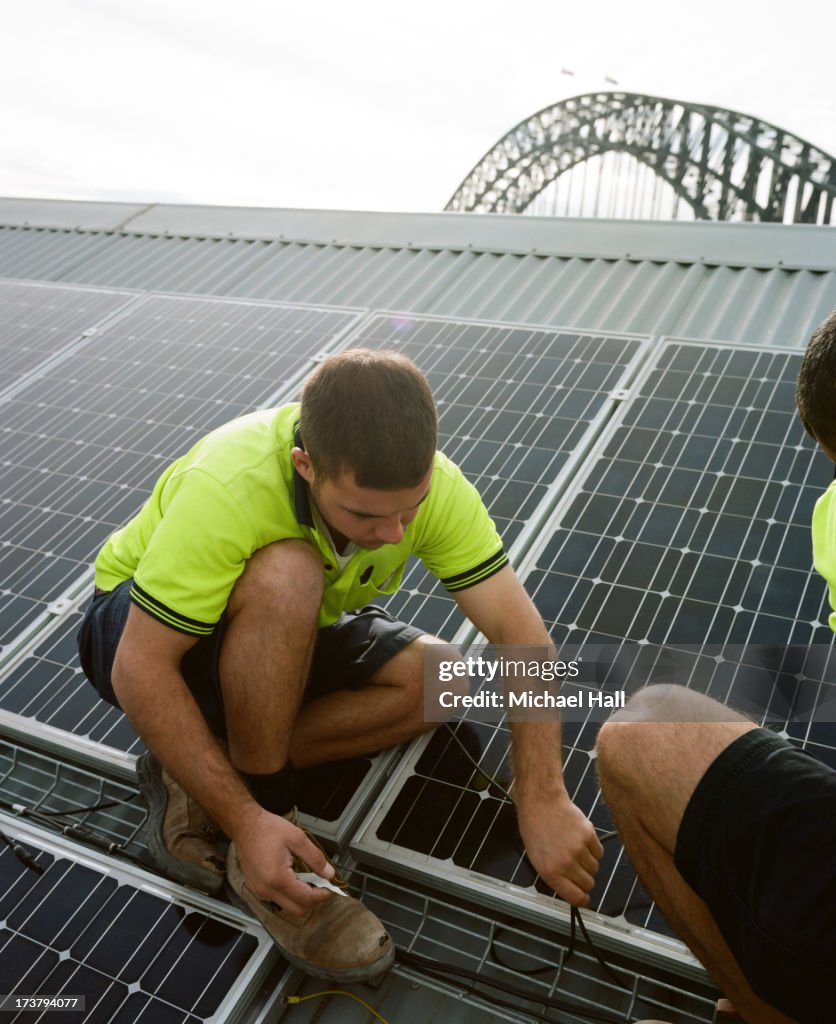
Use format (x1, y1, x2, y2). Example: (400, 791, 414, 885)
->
(0, 293, 360, 646)
(341, 315, 645, 639)
(0, 815, 277, 1024)
(531, 341, 828, 650)
(353, 339, 835, 957)
(0, 280, 135, 395)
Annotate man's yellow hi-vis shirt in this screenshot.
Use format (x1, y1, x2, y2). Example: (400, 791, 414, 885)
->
(813, 480, 836, 632)
(94, 405, 508, 635)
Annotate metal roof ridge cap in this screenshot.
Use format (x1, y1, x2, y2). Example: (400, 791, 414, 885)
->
(0, 195, 152, 231)
(119, 204, 836, 268)
(1, 198, 835, 271)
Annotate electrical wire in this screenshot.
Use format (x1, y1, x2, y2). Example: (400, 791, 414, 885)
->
(0, 828, 44, 874)
(0, 792, 162, 875)
(34, 795, 137, 816)
(286, 990, 393, 1022)
(441, 722, 632, 990)
(283, 951, 641, 1024)
(397, 949, 636, 1024)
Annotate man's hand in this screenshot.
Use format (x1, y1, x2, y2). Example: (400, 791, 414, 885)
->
(234, 808, 337, 917)
(517, 792, 603, 907)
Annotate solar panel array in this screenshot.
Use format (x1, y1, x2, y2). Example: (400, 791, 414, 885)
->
(0, 821, 272, 1024)
(0, 294, 358, 644)
(0, 281, 134, 394)
(354, 339, 834, 941)
(2, 281, 831, 1018)
(343, 315, 643, 639)
(532, 342, 827, 649)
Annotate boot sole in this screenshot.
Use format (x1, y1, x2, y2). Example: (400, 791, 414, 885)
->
(225, 877, 395, 983)
(136, 752, 225, 895)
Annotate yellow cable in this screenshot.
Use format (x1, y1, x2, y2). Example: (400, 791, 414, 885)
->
(286, 989, 393, 1023)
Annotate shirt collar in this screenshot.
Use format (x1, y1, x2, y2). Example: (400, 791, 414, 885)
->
(292, 425, 315, 527)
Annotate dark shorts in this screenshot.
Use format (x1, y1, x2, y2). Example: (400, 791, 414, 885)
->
(674, 728, 836, 1023)
(76, 579, 424, 736)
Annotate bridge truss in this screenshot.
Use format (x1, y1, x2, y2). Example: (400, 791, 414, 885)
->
(446, 92, 836, 224)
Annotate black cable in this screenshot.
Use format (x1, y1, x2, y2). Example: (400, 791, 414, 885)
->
(34, 794, 138, 817)
(0, 828, 45, 875)
(397, 948, 632, 1024)
(0, 795, 160, 875)
(442, 721, 633, 990)
(570, 906, 632, 991)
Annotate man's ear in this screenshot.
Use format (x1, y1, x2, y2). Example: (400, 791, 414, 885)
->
(291, 446, 316, 485)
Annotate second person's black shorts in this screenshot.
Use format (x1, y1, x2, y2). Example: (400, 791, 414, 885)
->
(674, 727, 836, 1023)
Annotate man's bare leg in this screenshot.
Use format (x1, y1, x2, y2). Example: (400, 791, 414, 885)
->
(220, 540, 322, 775)
(595, 685, 796, 1024)
(289, 635, 456, 768)
(211, 540, 394, 978)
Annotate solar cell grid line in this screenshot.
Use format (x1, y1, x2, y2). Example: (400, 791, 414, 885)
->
(352, 337, 836, 963)
(0, 813, 280, 1024)
(0, 293, 361, 648)
(336, 312, 645, 640)
(0, 279, 137, 397)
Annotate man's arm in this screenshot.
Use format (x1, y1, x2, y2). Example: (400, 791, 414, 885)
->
(113, 603, 333, 915)
(453, 565, 603, 907)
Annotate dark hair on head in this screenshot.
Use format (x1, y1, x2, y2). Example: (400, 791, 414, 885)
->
(797, 310, 836, 451)
(299, 348, 437, 488)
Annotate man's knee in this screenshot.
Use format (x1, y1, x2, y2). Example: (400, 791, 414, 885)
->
(596, 684, 756, 800)
(595, 718, 638, 791)
(609, 684, 749, 725)
(375, 634, 468, 719)
(595, 686, 687, 789)
(227, 540, 323, 619)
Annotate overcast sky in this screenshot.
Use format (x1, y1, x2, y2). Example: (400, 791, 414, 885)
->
(3, 0, 835, 213)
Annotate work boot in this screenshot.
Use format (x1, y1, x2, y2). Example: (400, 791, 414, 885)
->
(226, 835, 394, 982)
(136, 752, 227, 894)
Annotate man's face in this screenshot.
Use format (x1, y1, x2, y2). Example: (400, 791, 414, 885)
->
(293, 450, 432, 549)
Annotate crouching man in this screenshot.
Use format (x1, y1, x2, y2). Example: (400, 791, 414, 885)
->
(77, 348, 602, 981)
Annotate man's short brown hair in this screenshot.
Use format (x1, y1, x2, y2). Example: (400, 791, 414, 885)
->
(797, 310, 836, 451)
(299, 348, 437, 488)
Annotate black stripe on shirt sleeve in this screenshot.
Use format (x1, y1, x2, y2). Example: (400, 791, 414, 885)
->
(439, 548, 509, 592)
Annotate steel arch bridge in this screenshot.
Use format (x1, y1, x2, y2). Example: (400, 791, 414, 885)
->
(446, 92, 836, 224)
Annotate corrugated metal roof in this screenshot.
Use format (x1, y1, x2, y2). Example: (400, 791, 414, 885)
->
(0, 199, 833, 348)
